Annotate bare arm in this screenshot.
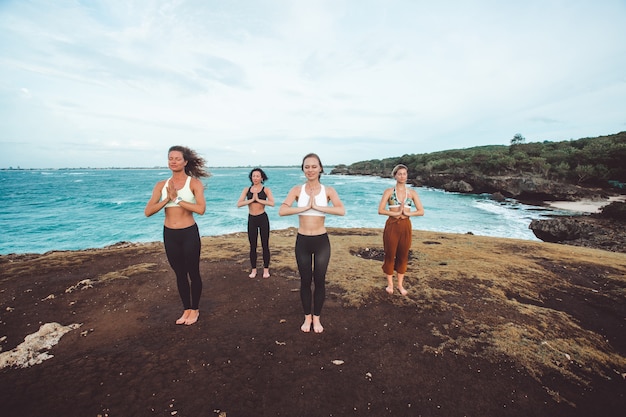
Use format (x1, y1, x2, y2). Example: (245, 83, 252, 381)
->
(261, 187, 275, 207)
(236, 187, 251, 207)
(144, 180, 169, 217)
(377, 188, 400, 217)
(279, 185, 310, 216)
(179, 177, 206, 215)
(403, 190, 424, 217)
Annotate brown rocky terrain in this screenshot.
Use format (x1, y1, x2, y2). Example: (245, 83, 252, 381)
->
(1, 228, 625, 417)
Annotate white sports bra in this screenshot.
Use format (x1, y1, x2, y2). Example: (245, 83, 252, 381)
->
(161, 176, 196, 208)
(297, 184, 327, 217)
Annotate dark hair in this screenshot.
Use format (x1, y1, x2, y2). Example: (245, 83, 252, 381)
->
(248, 168, 268, 184)
(168, 145, 210, 178)
(301, 153, 324, 179)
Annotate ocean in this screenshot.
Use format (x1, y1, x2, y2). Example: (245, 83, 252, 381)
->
(0, 167, 566, 255)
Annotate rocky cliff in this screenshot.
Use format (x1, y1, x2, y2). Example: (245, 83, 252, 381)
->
(529, 201, 626, 253)
(331, 165, 611, 202)
(331, 166, 625, 252)
(414, 173, 611, 202)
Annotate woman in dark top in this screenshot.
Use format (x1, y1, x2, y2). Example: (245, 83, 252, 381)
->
(237, 168, 275, 278)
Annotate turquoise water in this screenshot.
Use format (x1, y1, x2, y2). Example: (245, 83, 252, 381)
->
(0, 167, 564, 255)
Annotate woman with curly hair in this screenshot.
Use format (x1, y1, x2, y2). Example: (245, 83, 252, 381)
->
(237, 168, 275, 279)
(145, 146, 210, 325)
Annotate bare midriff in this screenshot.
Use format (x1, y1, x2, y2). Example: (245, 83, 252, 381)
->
(298, 215, 326, 235)
(164, 207, 196, 229)
(248, 200, 266, 216)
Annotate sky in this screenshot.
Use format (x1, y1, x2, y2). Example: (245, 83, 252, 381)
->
(1, 0, 625, 169)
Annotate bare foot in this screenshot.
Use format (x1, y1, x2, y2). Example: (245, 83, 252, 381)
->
(176, 310, 191, 325)
(248, 269, 257, 278)
(385, 286, 394, 294)
(312, 316, 324, 333)
(301, 316, 312, 333)
(398, 286, 408, 296)
(263, 269, 270, 279)
(185, 310, 199, 325)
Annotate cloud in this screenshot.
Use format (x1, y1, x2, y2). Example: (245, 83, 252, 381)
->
(1, 0, 625, 168)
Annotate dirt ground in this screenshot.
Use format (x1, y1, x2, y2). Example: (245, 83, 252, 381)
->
(0, 228, 625, 417)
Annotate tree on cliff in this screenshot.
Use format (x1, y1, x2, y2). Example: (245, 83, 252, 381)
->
(337, 131, 626, 187)
(510, 133, 526, 146)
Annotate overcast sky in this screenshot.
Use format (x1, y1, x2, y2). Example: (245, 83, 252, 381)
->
(1, 0, 625, 169)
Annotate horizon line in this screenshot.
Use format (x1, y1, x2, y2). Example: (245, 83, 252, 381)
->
(0, 165, 314, 171)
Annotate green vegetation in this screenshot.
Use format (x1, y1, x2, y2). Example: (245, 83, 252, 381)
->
(343, 131, 626, 187)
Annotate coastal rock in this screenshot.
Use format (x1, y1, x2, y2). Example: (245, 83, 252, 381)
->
(529, 209, 626, 253)
(330, 164, 389, 178)
(598, 200, 626, 221)
(529, 217, 593, 242)
(491, 192, 506, 202)
(330, 164, 349, 175)
(330, 166, 611, 202)
(417, 173, 608, 201)
(442, 180, 473, 193)
(331, 165, 626, 252)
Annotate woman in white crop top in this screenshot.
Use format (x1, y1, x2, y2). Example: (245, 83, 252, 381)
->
(145, 146, 209, 326)
(279, 153, 345, 333)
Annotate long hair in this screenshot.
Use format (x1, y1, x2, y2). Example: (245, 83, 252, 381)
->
(301, 153, 324, 180)
(168, 146, 210, 178)
(248, 168, 268, 184)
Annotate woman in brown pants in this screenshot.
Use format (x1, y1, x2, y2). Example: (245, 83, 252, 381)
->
(378, 164, 424, 295)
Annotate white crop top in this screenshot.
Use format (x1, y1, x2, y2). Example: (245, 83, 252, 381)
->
(297, 184, 328, 216)
(162, 176, 196, 208)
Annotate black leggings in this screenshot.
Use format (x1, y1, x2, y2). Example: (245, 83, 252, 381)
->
(295, 233, 330, 316)
(163, 224, 202, 310)
(248, 212, 270, 268)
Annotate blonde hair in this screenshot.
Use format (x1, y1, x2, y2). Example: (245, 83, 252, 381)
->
(391, 164, 408, 176)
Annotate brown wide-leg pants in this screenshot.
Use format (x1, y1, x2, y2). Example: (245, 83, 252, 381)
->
(382, 217, 412, 275)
